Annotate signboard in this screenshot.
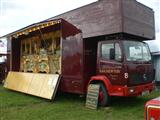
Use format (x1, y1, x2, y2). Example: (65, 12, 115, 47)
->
(86, 84, 100, 110)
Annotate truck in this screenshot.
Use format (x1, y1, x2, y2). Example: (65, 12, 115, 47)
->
(1, 0, 155, 106)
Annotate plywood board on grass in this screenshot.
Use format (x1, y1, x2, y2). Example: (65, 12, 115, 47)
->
(4, 72, 60, 100)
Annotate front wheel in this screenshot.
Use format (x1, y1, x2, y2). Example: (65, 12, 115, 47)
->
(99, 83, 111, 106)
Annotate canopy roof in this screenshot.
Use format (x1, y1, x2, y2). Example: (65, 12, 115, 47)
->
(0, 18, 81, 39)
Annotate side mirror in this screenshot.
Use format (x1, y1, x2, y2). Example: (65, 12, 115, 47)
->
(110, 48, 115, 60)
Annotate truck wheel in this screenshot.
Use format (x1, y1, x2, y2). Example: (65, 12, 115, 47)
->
(99, 83, 111, 106)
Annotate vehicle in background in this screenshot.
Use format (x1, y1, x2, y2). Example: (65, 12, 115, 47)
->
(145, 97, 160, 120)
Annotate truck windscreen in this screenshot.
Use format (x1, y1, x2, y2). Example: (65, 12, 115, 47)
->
(123, 41, 151, 62)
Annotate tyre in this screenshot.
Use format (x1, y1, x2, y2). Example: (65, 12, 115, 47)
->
(98, 83, 111, 106)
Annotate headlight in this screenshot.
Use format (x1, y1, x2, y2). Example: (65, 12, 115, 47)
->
(129, 89, 134, 93)
(150, 117, 155, 120)
(129, 88, 135, 93)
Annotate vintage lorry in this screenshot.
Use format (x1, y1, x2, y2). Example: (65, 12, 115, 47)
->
(1, 0, 155, 106)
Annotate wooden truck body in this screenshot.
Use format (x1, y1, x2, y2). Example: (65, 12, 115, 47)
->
(1, 0, 155, 105)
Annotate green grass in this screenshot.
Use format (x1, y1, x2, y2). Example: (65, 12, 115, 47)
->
(0, 85, 159, 120)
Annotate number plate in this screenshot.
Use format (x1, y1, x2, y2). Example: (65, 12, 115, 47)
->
(142, 90, 149, 96)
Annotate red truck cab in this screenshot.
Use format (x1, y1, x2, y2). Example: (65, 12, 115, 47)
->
(89, 39, 155, 106)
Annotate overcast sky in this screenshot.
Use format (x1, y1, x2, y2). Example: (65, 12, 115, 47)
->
(0, 0, 97, 36)
(0, 0, 160, 52)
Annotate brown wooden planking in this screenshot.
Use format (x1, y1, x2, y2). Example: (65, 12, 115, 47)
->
(49, 0, 155, 40)
(51, 0, 122, 38)
(122, 0, 155, 39)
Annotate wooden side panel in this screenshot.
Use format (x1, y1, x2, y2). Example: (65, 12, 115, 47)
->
(50, 0, 122, 38)
(40, 74, 59, 99)
(4, 72, 60, 100)
(122, 0, 155, 39)
(16, 73, 33, 93)
(27, 74, 45, 96)
(61, 33, 84, 94)
(50, 0, 154, 39)
(4, 72, 17, 90)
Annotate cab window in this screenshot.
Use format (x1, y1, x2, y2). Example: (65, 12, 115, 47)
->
(101, 43, 122, 61)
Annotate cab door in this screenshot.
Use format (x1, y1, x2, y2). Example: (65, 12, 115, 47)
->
(97, 41, 125, 85)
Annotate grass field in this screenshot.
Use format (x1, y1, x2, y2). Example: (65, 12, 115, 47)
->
(0, 85, 159, 120)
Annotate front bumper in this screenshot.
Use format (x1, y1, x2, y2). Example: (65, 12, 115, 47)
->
(109, 82, 155, 96)
(124, 82, 155, 96)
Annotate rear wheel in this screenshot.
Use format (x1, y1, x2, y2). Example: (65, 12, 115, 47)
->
(99, 83, 111, 106)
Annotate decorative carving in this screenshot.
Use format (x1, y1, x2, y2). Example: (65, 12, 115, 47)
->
(38, 49, 49, 73)
(20, 31, 61, 74)
(21, 55, 38, 73)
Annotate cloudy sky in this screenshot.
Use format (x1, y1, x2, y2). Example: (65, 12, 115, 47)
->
(0, 0, 160, 52)
(0, 0, 97, 36)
